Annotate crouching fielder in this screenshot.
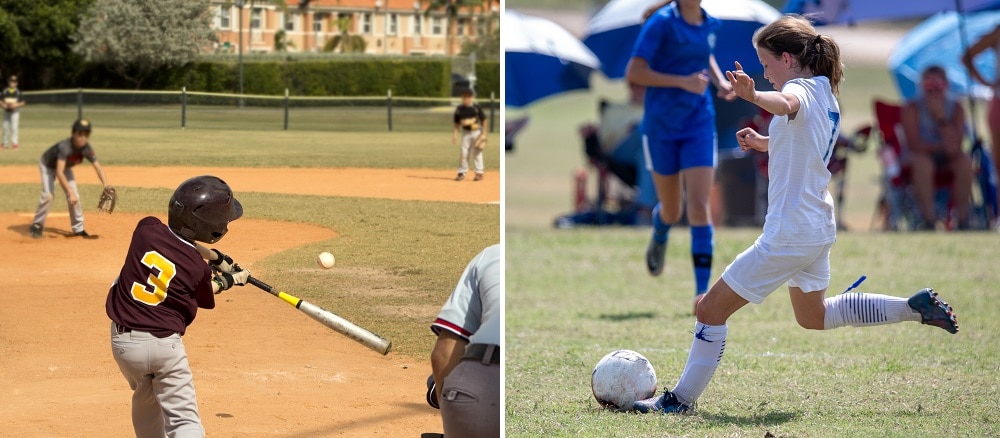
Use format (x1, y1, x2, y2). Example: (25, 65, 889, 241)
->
(632, 15, 959, 415)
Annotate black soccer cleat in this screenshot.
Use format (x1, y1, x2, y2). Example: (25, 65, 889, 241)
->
(632, 389, 691, 414)
(645, 237, 666, 276)
(455, 172, 466, 181)
(908, 288, 958, 334)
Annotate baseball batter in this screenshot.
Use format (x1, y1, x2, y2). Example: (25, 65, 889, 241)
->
(106, 175, 249, 438)
(29, 119, 109, 239)
(452, 89, 487, 181)
(430, 244, 502, 438)
(1, 74, 24, 150)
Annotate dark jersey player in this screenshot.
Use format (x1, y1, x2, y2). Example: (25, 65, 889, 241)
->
(106, 175, 249, 438)
(452, 89, 487, 181)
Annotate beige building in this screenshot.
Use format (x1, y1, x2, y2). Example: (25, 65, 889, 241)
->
(210, 0, 499, 56)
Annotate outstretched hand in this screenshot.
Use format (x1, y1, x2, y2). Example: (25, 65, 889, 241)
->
(725, 61, 758, 104)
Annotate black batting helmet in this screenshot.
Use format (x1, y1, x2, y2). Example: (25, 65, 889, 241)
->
(168, 175, 243, 244)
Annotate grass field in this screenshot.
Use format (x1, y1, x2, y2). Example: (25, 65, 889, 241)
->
(504, 17, 1000, 437)
(0, 109, 500, 358)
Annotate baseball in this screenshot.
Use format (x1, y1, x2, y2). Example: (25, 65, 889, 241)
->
(317, 252, 336, 269)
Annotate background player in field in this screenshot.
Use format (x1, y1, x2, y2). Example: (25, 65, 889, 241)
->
(625, 0, 736, 313)
(452, 88, 487, 181)
(632, 15, 959, 415)
(1, 74, 25, 150)
(29, 119, 109, 239)
(106, 175, 249, 438)
(428, 243, 501, 438)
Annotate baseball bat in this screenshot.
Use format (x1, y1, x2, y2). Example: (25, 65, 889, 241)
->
(247, 276, 392, 355)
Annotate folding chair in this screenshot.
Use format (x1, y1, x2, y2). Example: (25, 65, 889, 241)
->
(871, 99, 966, 231)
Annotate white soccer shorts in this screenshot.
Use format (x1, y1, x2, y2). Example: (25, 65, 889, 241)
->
(721, 237, 834, 304)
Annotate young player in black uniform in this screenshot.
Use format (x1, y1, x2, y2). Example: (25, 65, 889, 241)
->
(452, 89, 487, 181)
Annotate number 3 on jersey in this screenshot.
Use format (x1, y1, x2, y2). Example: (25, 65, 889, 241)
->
(130, 250, 177, 305)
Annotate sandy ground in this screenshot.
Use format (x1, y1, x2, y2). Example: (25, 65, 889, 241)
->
(0, 165, 500, 437)
(0, 165, 501, 205)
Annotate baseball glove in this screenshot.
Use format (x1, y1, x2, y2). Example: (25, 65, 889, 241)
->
(473, 133, 488, 150)
(98, 186, 117, 213)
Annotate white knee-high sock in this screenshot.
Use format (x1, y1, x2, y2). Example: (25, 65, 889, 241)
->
(672, 322, 727, 406)
(823, 292, 920, 329)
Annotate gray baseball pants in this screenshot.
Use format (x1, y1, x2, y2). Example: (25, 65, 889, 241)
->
(111, 322, 205, 438)
(33, 160, 85, 233)
(440, 359, 500, 438)
(2, 110, 18, 147)
(458, 129, 484, 175)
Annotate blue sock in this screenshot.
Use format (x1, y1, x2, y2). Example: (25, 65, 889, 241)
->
(691, 225, 714, 295)
(651, 203, 671, 244)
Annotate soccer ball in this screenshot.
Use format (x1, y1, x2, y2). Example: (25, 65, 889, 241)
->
(591, 349, 657, 410)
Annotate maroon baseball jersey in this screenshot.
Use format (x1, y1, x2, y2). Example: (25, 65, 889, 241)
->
(40, 138, 95, 169)
(106, 216, 215, 337)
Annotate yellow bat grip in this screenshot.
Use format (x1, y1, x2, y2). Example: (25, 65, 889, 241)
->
(277, 291, 302, 308)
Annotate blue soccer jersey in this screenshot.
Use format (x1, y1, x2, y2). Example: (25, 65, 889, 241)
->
(632, 3, 720, 139)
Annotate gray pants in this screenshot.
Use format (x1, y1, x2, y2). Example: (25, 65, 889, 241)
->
(458, 129, 484, 175)
(440, 360, 500, 438)
(33, 160, 85, 233)
(111, 322, 205, 438)
(2, 110, 18, 147)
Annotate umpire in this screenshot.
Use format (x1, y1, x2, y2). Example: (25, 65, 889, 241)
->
(428, 244, 501, 438)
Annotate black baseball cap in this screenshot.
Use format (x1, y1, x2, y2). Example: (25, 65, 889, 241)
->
(72, 118, 92, 133)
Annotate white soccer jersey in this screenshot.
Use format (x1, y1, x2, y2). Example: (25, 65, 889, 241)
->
(762, 76, 839, 247)
(431, 244, 502, 345)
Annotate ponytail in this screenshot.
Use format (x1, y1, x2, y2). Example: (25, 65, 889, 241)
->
(754, 15, 844, 95)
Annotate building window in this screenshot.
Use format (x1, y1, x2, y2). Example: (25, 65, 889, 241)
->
(413, 15, 422, 36)
(285, 12, 297, 32)
(389, 13, 398, 35)
(477, 19, 487, 36)
(313, 13, 324, 32)
(251, 7, 262, 29)
(456, 18, 467, 36)
(362, 13, 372, 34)
(217, 5, 231, 29)
(432, 17, 442, 35)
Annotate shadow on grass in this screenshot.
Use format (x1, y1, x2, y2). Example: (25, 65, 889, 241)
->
(597, 311, 657, 321)
(699, 409, 800, 427)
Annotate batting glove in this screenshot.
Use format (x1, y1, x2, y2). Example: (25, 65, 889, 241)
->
(209, 248, 243, 273)
(213, 269, 251, 293)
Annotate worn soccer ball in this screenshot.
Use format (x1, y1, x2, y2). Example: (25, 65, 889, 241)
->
(591, 349, 657, 410)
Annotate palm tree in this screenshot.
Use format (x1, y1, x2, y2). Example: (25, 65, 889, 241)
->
(324, 15, 367, 53)
(274, 29, 296, 52)
(424, 0, 483, 56)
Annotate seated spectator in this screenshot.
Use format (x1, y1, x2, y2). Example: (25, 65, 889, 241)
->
(555, 82, 656, 227)
(900, 65, 973, 230)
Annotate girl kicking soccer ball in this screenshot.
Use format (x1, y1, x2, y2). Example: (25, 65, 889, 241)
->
(632, 14, 959, 415)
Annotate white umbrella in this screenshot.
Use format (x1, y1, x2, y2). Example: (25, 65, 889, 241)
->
(505, 9, 601, 108)
(583, 0, 781, 79)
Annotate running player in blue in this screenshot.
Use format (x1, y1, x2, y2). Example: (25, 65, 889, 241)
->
(625, 0, 735, 312)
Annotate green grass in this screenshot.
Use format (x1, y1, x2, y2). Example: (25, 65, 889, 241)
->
(505, 228, 1000, 436)
(0, 108, 500, 169)
(0, 111, 500, 358)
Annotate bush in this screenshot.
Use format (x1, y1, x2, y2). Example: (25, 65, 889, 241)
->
(69, 57, 458, 98)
